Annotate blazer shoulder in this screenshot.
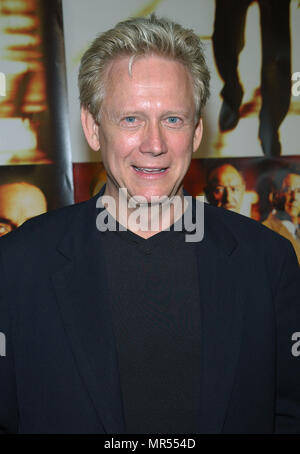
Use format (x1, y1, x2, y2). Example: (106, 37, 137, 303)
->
(0, 197, 93, 256)
(204, 203, 296, 264)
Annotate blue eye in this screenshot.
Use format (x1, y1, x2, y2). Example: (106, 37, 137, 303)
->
(167, 117, 179, 123)
(125, 116, 136, 123)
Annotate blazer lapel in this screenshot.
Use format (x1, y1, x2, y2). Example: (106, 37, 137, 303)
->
(51, 189, 243, 434)
(52, 188, 125, 433)
(196, 206, 243, 433)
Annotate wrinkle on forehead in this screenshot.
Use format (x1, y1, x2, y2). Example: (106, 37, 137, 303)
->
(210, 165, 244, 186)
(101, 55, 195, 117)
(107, 54, 191, 87)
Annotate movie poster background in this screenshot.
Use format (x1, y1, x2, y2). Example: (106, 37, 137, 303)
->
(0, 0, 299, 263)
(63, 0, 300, 262)
(0, 0, 73, 237)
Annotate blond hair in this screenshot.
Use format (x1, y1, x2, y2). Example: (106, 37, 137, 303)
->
(78, 14, 210, 122)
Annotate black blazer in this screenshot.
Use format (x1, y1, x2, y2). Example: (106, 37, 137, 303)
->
(0, 185, 300, 434)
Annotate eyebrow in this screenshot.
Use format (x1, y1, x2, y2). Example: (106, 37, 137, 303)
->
(113, 110, 192, 119)
(162, 110, 191, 118)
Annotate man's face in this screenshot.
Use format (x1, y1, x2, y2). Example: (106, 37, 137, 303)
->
(82, 55, 203, 203)
(281, 173, 300, 219)
(207, 164, 245, 213)
(0, 183, 47, 237)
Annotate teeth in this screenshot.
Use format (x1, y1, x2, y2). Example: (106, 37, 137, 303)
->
(134, 167, 166, 173)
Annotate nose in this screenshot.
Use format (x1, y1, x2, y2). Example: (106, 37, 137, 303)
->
(222, 187, 235, 205)
(139, 121, 167, 156)
(289, 190, 296, 202)
(222, 187, 229, 204)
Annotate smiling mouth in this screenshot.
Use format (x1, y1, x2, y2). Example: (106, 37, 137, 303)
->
(132, 166, 168, 174)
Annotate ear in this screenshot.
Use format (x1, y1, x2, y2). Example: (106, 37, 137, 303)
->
(80, 108, 100, 151)
(193, 117, 203, 153)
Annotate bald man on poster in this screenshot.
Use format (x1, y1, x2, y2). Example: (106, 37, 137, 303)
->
(205, 164, 246, 214)
(0, 182, 47, 237)
(0, 15, 300, 434)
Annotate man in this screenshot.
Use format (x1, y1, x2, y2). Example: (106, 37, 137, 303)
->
(263, 169, 300, 264)
(0, 15, 299, 434)
(204, 164, 246, 214)
(0, 182, 47, 237)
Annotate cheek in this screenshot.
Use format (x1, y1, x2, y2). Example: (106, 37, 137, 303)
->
(110, 133, 140, 158)
(284, 195, 291, 205)
(168, 134, 193, 158)
(125, 135, 140, 151)
(294, 200, 300, 210)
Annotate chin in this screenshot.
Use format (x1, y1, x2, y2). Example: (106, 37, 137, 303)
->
(130, 186, 169, 202)
(131, 193, 169, 206)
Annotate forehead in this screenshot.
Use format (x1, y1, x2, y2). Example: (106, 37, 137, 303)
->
(212, 166, 242, 184)
(0, 184, 45, 220)
(102, 54, 195, 111)
(282, 173, 300, 187)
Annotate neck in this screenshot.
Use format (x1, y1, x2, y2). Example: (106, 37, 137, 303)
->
(102, 185, 186, 238)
